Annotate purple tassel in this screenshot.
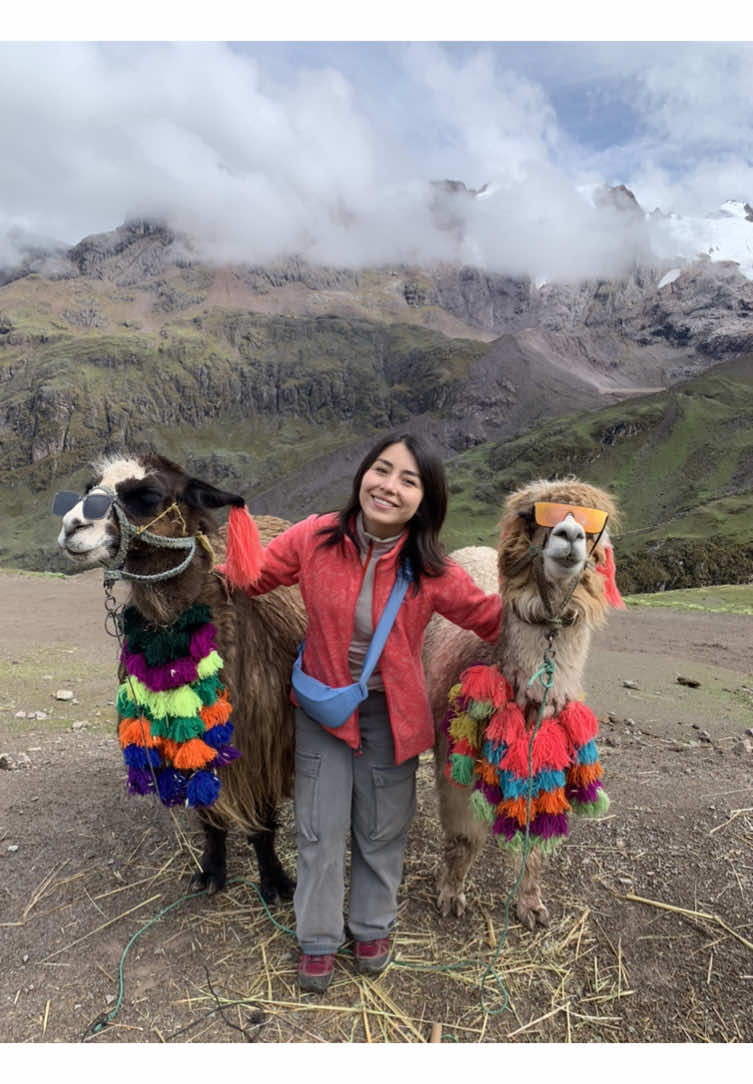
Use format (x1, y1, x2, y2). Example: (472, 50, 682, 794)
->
(529, 812, 570, 840)
(481, 781, 503, 806)
(122, 647, 199, 692)
(127, 766, 156, 795)
(186, 770, 221, 807)
(189, 623, 218, 661)
(492, 814, 520, 841)
(210, 745, 241, 767)
(566, 779, 602, 804)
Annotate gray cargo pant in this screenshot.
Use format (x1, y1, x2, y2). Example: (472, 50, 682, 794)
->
(293, 692, 419, 955)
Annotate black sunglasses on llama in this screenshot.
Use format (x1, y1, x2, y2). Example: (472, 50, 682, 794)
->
(52, 490, 114, 519)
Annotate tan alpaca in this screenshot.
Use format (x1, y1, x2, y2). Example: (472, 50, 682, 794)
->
(424, 478, 621, 929)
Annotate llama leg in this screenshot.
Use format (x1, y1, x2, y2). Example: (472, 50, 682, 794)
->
(434, 767, 487, 917)
(249, 804, 295, 904)
(515, 847, 549, 930)
(191, 813, 228, 895)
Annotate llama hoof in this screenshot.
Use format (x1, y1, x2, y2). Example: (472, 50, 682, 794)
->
(517, 898, 549, 931)
(437, 886, 467, 918)
(190, 868, 226, 896)
(259, 873, 296, 904)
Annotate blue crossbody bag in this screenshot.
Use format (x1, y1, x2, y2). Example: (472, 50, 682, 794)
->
(291, 560, 413, 729)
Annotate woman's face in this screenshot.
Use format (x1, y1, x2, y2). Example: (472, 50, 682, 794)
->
(358, 442, 424, 539)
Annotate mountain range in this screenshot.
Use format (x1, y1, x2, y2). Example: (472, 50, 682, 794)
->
(1, 187, 752, 588)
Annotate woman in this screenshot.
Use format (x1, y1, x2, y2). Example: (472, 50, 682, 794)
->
(246, 433, 502, 992)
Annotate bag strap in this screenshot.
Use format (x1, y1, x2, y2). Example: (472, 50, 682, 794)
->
(358, 559, 413, 688)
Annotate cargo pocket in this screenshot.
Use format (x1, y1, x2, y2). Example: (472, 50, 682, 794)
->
(294, 750, 321, 844)
(370, 757, 418, 842)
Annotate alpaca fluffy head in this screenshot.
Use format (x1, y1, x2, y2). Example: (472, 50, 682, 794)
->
(497, 477, 622, 627)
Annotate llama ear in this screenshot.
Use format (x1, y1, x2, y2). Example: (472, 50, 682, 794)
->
(594, 539, 625, 609)
(181, 477, 245, 511)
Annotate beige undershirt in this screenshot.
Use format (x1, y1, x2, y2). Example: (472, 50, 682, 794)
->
(348, 514, 406, 691)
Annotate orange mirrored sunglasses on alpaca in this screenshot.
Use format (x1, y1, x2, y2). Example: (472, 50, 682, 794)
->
(533, 501, 608, 535)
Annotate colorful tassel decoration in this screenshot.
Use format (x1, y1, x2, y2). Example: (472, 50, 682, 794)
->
(222, 504, 264, 590)
(444, 663, 609, 855)
(117, 604, 239, 809)
(595, 540, 625, 609)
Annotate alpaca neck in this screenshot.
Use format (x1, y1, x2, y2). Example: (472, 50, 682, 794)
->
(497, 604, 592, 713)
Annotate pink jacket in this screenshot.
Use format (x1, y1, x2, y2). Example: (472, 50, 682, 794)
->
(247, 513, 502, 764)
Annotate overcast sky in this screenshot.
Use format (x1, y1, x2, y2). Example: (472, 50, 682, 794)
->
(3, 29, 753, 281)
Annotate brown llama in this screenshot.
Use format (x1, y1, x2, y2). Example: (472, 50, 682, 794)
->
(54, 452, 306, 902)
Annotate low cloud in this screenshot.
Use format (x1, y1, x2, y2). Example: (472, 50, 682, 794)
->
(1, 41, 751, 281)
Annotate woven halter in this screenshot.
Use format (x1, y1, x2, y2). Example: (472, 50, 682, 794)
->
(100, 489, 201, 584)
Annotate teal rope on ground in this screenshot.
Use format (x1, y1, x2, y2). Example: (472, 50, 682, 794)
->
(84, 650, 556, 1040)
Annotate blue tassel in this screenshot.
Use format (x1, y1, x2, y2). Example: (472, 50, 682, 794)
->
(123, 745, 161, 770)
(210, 745, 241, 767)
(202, 722, 235, 749)
(186, 770, 221, 807)
(127, 766, 155, 795)
(157, 768, 188, 806)
(577, 740, 599, 765)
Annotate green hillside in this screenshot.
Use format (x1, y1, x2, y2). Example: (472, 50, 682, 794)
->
(441, 357, 753, 592)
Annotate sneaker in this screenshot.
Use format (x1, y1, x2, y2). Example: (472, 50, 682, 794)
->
(354, 937, 391, 974)
(297, 952, 335, 993)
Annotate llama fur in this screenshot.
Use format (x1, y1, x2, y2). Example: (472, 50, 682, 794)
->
(423, 477, 621, 929)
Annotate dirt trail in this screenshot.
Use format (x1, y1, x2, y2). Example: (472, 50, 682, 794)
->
(1, 570, 752, 1044)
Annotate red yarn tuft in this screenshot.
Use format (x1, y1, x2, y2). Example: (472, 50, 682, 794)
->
(460, 664, 508, 707)
(558, 701, 599, 748)
(595, 543, 625, 609)
(222, 505, 264, 589)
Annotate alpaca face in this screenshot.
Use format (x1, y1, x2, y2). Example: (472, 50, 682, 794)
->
(539, 512, 589, 583)
(56, 457, 148, 567)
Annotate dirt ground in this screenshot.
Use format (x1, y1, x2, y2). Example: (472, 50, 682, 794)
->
(1, 569, 752, 1045)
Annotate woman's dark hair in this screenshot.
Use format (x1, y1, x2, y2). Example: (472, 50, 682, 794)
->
(316, 432, 448, 584)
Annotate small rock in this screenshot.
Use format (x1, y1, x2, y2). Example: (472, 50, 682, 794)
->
(624, 717, 636, 727)
(55, 690, 74, 701)
(0, 753, 13, 770)
(744, 727, 753, 738)
(7, 844, 19, 853)
(622, 680, 639, 689)
(732, 738, 753, 755)
(22, 954, 29, 963)
(698, 730, 712, 744)
(72, 720, 89, 730)
(32, 711, 48, 721)
(677, 676, 701, 688)
(14, 711, 26, 719)
(15, 752, 31, 768)
(105, 994, 116, 1005)
(607, 712, 619, 724)
(604, 735, 620, 747)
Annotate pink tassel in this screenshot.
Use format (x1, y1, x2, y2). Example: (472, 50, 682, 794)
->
(595, 543, 625, 609)
(460, 665, 508, 707)
(222, 505, 264, 589)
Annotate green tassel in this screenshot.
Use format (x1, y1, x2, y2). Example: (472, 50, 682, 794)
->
(168, 716, 206, 742)
(449, 753, 475, 787)
(470, 788, 496, 824)
(149, 716, 170, 738)
(117, 684, 139, 719)
(572, 788, 611, 819)
(193, 673, 223, 706)
(467, 698, 494, 722)
(196, 650, 224, 680)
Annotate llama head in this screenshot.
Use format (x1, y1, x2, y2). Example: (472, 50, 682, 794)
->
(54, 453, 245, 573)
(498, 477, 622, 626)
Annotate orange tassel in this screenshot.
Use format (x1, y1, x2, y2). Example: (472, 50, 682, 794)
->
(200, 690, 233, 729)
(172, 738, 217, 771)
(119, 716, 157, 748)
(567, 762, 603, 786)
(222, 504, 264, 589)
(155, 737, 181, 763)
